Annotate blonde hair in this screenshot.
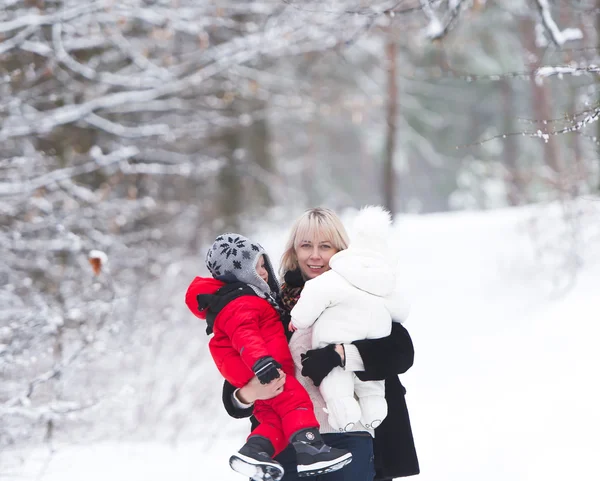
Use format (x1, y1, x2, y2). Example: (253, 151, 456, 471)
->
(279, 208, 350, 277)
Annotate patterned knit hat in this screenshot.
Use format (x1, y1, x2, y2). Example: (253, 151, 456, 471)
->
(205, 233, 279, 297)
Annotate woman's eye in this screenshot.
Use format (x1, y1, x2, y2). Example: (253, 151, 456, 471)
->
(321, 245, 331, 250)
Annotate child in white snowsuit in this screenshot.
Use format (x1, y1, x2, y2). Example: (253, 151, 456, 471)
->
(289, 206, 410, 432)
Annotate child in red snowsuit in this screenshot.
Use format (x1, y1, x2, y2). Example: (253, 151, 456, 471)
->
(185, 233, 351, 481)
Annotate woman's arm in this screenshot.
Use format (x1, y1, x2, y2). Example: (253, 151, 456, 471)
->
(351, 322, 414, 382)
(222, 372, 287, 419)
(222, 380, 253, 419)
(299, 322, 414, 386)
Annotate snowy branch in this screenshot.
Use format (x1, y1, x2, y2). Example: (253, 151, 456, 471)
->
(466, 108, 600, 148)
(52, 24, 164, 89)
(0, 1, 108, 34)
(0, 400, 98, 421)
(534, 65, 600, 82)
(424, 0, 466, 40)
(84, 114, 170, 139)
(534, 0, 583, 46)
(0, 147, 138, 197)
(117, 158, 225, 177)
(0, 24, 36, 55)
(5, 344, 89, 408)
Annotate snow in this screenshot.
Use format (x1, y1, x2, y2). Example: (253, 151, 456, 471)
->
(5, 441, 241, 481)
(7, 201, 600, 481)
(396, 205, 600, 481)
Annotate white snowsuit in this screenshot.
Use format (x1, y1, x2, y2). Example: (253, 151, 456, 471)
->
(290, 206, 410, 431)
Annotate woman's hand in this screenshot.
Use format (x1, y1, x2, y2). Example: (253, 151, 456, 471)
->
(288, 322, 298, 332)
(236, 370, 286, 404)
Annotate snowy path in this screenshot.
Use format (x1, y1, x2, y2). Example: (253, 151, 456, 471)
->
(9, 204, 600, 481)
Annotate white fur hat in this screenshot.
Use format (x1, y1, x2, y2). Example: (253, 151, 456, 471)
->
(349, 205, 392, 255)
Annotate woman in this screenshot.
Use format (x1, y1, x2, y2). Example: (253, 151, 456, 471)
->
(222, 208, 419, 481)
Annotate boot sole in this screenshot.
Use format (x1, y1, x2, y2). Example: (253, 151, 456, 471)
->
(297, 452, 352, 477)
(229, 453, 284, 481)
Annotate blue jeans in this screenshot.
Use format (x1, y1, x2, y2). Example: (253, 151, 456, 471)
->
(274, 432, 375, 481)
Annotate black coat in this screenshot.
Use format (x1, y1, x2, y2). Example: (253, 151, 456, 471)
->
(222, 321, 419, 479)
(353, 322, 420, 479)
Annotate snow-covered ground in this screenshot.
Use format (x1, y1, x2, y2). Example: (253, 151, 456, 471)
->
(7, 201, 600, 481)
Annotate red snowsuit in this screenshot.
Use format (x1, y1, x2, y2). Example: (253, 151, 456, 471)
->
(185, 276, 319, 454)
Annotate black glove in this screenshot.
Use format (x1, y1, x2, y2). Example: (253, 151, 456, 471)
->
(300, 344, 344, 387)
(252, 356, 282, 385)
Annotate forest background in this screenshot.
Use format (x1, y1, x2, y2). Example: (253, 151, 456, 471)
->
(1, 0, 600, 474)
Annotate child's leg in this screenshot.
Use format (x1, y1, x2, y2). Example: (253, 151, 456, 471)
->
(258, 374, 321, 442)
(319, 367, 361, 431)
(230, 404, 288, 481)
(229, 434, 285, 481)
(252, 402, 290, 455)
(266, 373, 353, 477)
(353, 378, 387, 429)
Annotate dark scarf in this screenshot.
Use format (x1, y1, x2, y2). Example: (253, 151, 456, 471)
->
(280, 268, 305, 313)
(197, 281, 285, 335)
(278, 268, 306, 339)
(197, 282, 255, 335)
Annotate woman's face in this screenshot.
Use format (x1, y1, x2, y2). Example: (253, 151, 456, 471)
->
(295, 238, 338, 280)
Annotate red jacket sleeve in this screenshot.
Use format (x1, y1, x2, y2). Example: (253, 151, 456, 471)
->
(219, 298, 270, 370)
(185, 277, 205, 318)
(184, 276, 224, 320)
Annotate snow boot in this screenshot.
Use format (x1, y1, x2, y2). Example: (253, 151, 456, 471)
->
(229, 435, 284, 481)
(291, 428, 352, 477)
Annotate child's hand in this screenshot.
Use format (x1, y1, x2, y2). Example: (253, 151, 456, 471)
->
(288, 322, 298, 332)
(253, 356, 282, 384)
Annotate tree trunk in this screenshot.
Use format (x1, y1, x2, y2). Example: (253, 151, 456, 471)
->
(218, 126, 243, 231)
(305, 82, 320, 206)
(500, 78, 522, 205)
(243, 98, 275, 209)
(383, 37, 398, 214)
(597, 0, 600, 191)
(520, 18, 562, 174)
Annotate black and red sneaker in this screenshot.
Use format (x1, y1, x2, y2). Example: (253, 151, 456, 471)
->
(291, 428, 353, 477)
(229, 436, 284, 481)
